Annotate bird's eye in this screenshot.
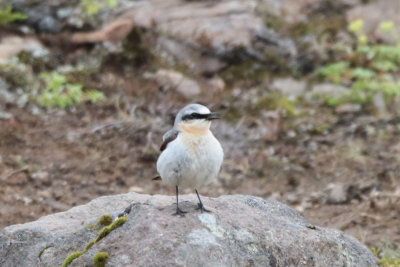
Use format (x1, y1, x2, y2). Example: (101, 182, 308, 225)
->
(182, 114, 193, 121)
(182, 113, 202, 121)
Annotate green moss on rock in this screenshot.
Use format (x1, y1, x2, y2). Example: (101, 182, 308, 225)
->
(93, 252, 109, 267)
(84, 225, 101, 230)
(83, 240, 96, 253)
(95, 216, 128, 242)
(254, 92, 297, 117)
(62, 251, 82, 267)
(62, 216, 128, 266)
(97, 214, 113, 226)
(38, 244, 53, 259)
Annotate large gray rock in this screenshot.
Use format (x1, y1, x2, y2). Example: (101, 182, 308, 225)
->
(120, 0, 297, 72)
(12, 0, 297, 73)
(0, 193, 377, 267)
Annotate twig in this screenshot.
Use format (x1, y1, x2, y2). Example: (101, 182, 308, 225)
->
(0, 166, 28, 181)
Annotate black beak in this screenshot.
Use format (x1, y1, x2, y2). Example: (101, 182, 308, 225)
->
(206, 112, 220, 121)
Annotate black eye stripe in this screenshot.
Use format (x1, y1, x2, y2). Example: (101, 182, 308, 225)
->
(182, 113, 208, 121)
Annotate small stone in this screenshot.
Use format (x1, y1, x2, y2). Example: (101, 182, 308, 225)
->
(0, 36, 49, 62)
(272, 78, 306, 97)
(326, 183, 348, 204)
(312, 83, 348, 99)
(38, 190, 52, 199)
(31, 171, 49, 181)
(38, 16, 61, 33)
(22, 197, 32, 206)
(287, 130, 296, 138)
(0, 111, 12, 120)
(307, 141, 318, 151)
(373, 92, 386, 115)
(17, 94, 29, 108)
(207, 76, 225, 92)
(128, 186, 144, 193)
(285, 193, 300, 205)
(335, 104, 361, 114)
(155, 69, 201, 98)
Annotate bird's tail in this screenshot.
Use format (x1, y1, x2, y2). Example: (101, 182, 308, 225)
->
(152, 175, 161, 181)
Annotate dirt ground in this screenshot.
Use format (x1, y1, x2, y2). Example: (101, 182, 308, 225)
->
(1, 73, 399, 250)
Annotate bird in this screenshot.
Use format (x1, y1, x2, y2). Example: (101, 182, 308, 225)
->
(155, 103, 224, 216)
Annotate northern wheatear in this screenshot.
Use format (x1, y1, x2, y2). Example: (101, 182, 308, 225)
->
(155, 103, 224, 216)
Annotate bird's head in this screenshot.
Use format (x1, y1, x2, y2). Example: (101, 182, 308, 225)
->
(175, 103, 219, 134)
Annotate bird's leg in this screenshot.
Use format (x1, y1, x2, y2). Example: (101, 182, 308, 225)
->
(173, 185, 187, 216)
(195, 189, 211, 213)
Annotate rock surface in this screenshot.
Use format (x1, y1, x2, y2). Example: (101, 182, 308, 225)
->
(12, 0, 297, 73)
(0, 193, 377, 267)
(0, 36, 48, 62)
(122, 0, 296, 72)
(347, 0, 400, 43)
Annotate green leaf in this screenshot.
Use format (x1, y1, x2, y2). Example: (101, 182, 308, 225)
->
(85, 90, 104, 103)
(0, 5, 27, 25)
(67, 84, 83, 103)
(315, 61, 349, 84)
(379, 21, 394, 32)
(326, 97, 340, 107)
(106, 0, 118, 8)
(372, 60, 398, 72)
(348, 19, 364, 33)
(351, 68, 376, 79)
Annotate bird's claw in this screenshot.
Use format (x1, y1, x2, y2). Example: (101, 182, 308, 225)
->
(173, 207, 187, 217)
(196, 203, 211, 213)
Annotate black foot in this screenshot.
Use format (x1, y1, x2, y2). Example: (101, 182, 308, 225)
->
(196, 203, 211, 213)
(173, 207, 187, 216)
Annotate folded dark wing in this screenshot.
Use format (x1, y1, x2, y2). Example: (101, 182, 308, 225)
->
(160, 130, 179, 151)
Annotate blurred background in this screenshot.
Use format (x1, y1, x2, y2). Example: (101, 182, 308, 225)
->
(0, 0, 399, 262)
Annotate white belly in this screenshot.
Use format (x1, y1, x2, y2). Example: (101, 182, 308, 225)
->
(156, 132, 223, 188)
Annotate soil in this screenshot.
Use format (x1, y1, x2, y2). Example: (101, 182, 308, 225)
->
(0, 73, 399, 249)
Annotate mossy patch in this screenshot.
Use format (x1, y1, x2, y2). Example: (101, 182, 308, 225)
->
(220, 61, 271, 85)
(38, 244, 53, 259)
(95, 216, 128, 242)
(96, 214, 113, 226)
(83, 240, 96, 253)
(84, 214, 113, 230)
(62, 251, 82, 267)
(223, 105, 242, 123)
(93, 252, 109, 267)
(61, 215, 128, 267)
(84, 225, 102, 231)
(253, 92, 298, 117)
(0, 63, 31, 88)
(102, 27, 153, 71)
(17, 51, 49, 73)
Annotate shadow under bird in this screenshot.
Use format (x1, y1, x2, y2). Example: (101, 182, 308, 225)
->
(154, 103, 224, 216)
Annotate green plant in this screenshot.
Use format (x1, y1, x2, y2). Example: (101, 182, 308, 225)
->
(80, 0, 117, 15)
(314, 19, 400, 112)
(371, 246, 400, 267)
(0, 5, 27, 25)
(39, 71, 104, 109)
(253, 92, 298, 117)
